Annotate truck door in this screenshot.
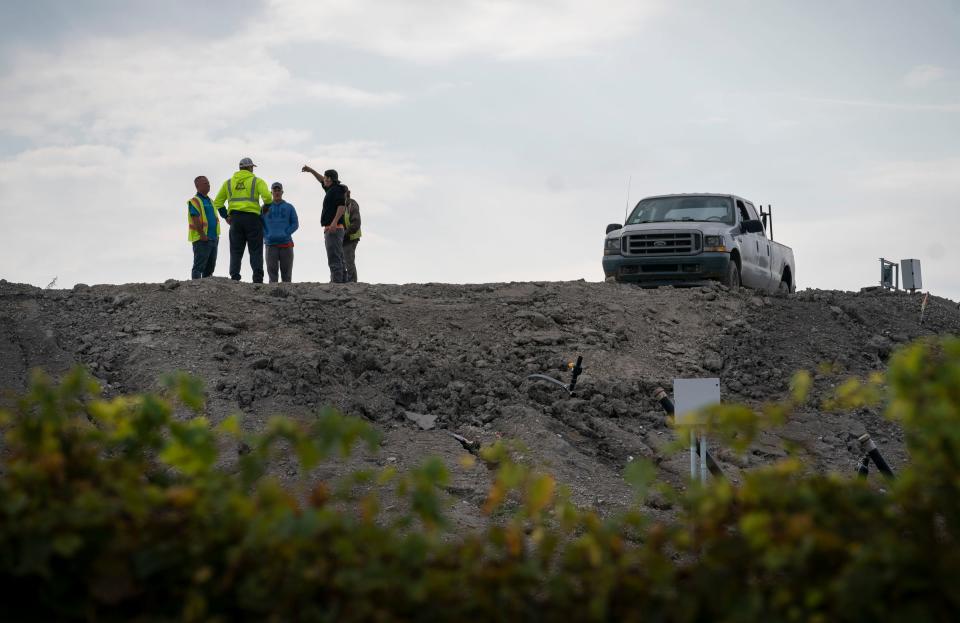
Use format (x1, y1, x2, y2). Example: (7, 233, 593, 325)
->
(744, 201, 774, 291)
(735, 200, 762, 288)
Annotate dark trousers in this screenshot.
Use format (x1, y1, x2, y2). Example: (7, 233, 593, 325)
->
(266, 245, 294, 283)
(228, 212, 264, 283)
(324, 229, 346, 283)
(343, 239, 359, 283)
(191, 239, 218, 279)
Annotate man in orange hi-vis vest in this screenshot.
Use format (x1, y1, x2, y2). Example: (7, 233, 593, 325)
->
(187, 175, 220, 279)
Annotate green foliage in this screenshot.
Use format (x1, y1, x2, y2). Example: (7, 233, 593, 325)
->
(1, 338, 960, 621)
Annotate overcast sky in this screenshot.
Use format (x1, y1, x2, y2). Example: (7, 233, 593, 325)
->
(1, 0, 957, 299)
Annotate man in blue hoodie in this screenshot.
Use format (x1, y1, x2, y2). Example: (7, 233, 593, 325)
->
(262, 182, 299, 283)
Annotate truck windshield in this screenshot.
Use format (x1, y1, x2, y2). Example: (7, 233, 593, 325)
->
(626, 196, 734, 225)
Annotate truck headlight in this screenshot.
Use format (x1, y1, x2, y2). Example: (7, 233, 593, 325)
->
(703, 235, 726, 252)
(604, 237, 621, 255)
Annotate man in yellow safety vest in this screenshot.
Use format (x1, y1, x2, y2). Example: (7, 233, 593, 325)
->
(213, 157, 272, 283)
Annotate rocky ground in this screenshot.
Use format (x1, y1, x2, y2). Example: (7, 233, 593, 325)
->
(2, 277, 958, 529)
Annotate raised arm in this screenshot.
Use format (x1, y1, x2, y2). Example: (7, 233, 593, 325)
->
(301, 164, 324, 184)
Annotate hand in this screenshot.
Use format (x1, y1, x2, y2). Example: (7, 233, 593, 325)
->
(301, 165, 313, 173)
(226, 217, 232, 225)
(200, 235, 209, 242)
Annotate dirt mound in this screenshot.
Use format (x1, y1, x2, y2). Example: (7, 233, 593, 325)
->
(2, 277, 958, 526)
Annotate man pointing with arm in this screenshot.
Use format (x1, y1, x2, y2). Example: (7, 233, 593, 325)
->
(214, 157, 272, 283)
(302, 164, 347, 283)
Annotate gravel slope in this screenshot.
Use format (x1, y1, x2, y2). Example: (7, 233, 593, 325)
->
(2, 277, 957, 527)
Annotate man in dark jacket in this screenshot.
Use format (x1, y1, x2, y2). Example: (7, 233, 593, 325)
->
(301, 164, 347, 283)
(262, 182, 299, 283)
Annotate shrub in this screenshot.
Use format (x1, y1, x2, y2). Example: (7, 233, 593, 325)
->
(0, 338, 958, 621)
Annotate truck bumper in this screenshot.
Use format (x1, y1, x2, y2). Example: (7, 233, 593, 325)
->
(602, 252, 731, 286)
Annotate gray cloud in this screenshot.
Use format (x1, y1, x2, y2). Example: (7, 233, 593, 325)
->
(0, 0, 958, 302)
(259, 0, 664, 62)
(903, 64, 947, 88)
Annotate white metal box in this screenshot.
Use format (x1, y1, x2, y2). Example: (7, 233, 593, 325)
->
(673, 378, 720, 425)
(901, 259, 922, 291)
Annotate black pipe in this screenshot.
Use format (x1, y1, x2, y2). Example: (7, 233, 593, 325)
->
(653, 387, 726, 481)
(858, 434, 894, 479)
(653, 387, 675, 416)
(568, 356, 584, 393)
(448, 431, 480, 455)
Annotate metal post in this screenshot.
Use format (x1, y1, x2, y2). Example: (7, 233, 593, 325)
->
(690, 430, 697, 481)
(880, 258, 901, 291)
(699, 433, 708, 482)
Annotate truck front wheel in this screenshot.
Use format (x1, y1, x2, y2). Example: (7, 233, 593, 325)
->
(721, 261, 740, 290)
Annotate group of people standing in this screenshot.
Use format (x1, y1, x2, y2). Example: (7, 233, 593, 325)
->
(187, 157, 362, 284)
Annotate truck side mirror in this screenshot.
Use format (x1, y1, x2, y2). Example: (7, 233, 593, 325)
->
(606, 223, 622, 234)
(742, 219, 764, 234)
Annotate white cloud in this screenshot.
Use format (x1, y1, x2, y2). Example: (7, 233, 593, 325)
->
(0, 31, 405, 142)
(786, 94, 960, 113)
(0, 37, 275, 141)
(294, 80, 406, 107)
(903, 64, 946, 88)
(260, 0, 663, 62)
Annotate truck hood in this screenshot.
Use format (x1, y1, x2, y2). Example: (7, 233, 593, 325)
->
(607, 221, 731, 239)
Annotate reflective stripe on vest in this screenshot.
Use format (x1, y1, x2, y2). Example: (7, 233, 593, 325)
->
(226, 175, 258, 204)
(188, 196, 220, 242)
(343, 200, 362, 241)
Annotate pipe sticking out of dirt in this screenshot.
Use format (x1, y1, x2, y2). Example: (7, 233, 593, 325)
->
(653, 387, 727, 481)
(448, 431, 481, 455)
(858, 433, 895, 479)
(526, 355, 585, 396)
(526, 374, 571, 394)
(568, 356, 584, 393)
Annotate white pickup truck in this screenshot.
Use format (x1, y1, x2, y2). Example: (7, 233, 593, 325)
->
(602, 193, 796, 293)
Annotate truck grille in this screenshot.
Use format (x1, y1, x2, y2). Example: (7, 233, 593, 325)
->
(623, 232, 701, 256)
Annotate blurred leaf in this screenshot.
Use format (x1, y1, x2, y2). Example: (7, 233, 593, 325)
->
(526, 474, 556, 517)
(790, 370, 812, 404)
(624, 459, 656, 500)
(216, 414, 241, 435)
(162, 372, 206, 413)
(159, 417, 217, 477)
